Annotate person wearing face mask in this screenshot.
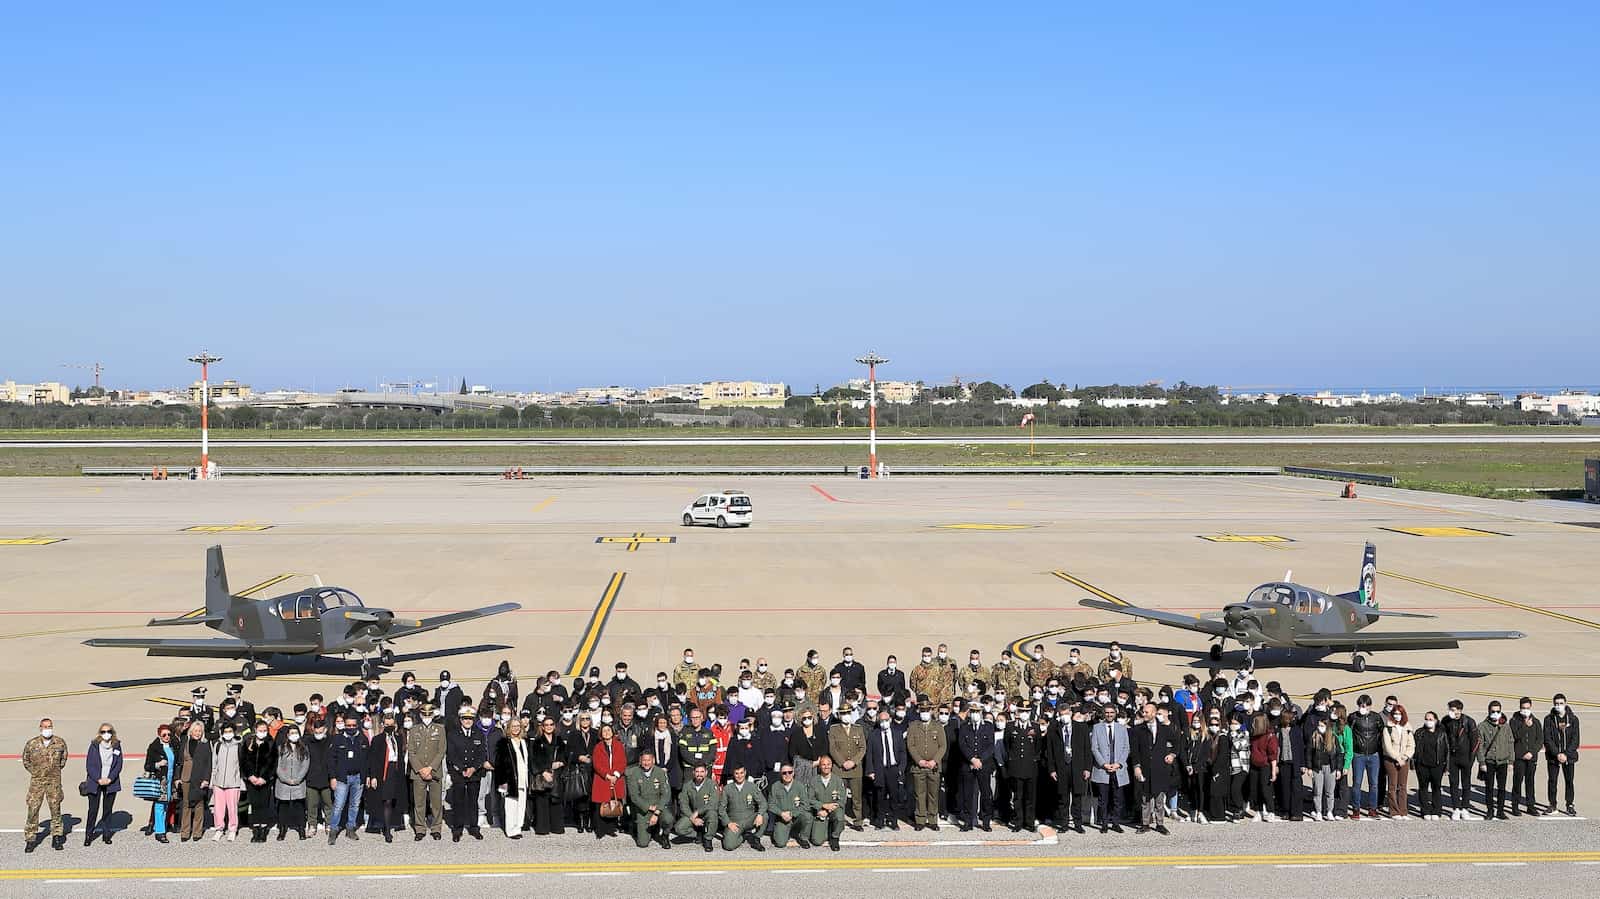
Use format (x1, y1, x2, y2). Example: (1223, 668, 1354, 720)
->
(723, 718, 762, 786)
(363, 713, 405, 842)
(433, 671, 466, 725)
(326, 714, 368, 843)
(207, 723, 243, 842)
(445, 707, 487, 841)
(483, 659, 519, 714)
(1509, 697, 1543, 816)
(1095, 642, 1134, 684)
(1477, 702, 1513, 820)
(21, 717, 69, 853)
(672, 649, 701, 693)
(955, 650, 987, 698)
(234, 720, 273, 842)
(990, 650, 1025, 701)
(1307, 717, 1344, 821)
(865, 709, 909, 830)
(904, 696, 945, 831)
(1543, 693, 1580, 816)
(793, 650, 825, 699)
(170, 720, 213, 843)
(1246, 710, 1278, 822)
(875, 655, 909, 706)
(274, 724, 309, 840)
(1440, 699, 1479, 820)
(80, 722, 124, 848)
(394, 672, 427, 710)
(1347, 695, 1384, 819)
(827, 703, 868, 829)
(1004, 707, 1042, 832)
(302, 717, 333, 836)
(910, 645, 956, 708)
(830, 647, 866, 696)
(1381, 706, 1415, 818)
(1412, 712, 1449, 819)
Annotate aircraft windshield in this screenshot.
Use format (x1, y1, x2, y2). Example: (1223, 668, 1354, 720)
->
(1246, 584, 1296, 606)
(313, 589, 365, 612)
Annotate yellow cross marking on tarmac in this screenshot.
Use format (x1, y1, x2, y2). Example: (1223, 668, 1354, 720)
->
(596, 532, 675, 552)
(183, 524, 274, 533)
(1380, 526, 1506, 538)
(0, 536, 66, 545)
(1199, 534, 1293, 543)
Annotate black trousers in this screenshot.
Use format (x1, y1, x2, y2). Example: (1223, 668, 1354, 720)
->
(1010, 776, 1036, 827)
(276, 798, 305, 834)
(593, 803, 618, 837)
(1095, 780, 1123, 827)
(86, 789, 116, 835)
(874, 770, 908, 824)
(1512, 758, 1538, 812)
(531, 790, 563, 835)
(368, 792, 403, 832)
(1482, 764, 1508, 816)
(244, 784, 273, 829)
(1248, 765, 1274, 813)
(1415, 764, 1444, 816)
(961, 765, 993, 824)
(1275, 762, 1302, 818)
(448, 777, 480, 832)
(1447, 763, 1472, 812)
(1207, 771, 1229, 821)
(1547, 760, 1576, 807)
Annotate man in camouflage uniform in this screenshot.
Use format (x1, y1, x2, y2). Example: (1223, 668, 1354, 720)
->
(750, 657, 778, 694)
(766, 763, 813, 848)
(905, 697, 946, 831)
(989, 650, 1025, 700)
(1025, 643, 1058, 692)
(796, 650, 828, 699)
(808, 754, 849, 851)
(956, 649, 988, 697)
(673, 762, 720, 851)
(22, 717, 68, 852)
(910, 646, 955, 708)
(672, 648, 702, 693)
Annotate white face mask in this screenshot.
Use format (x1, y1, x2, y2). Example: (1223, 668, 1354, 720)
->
(221, 733, 235, 742)
(878, 720, 891, 730)
(1555, 703, 1567, 714)
(843, 655, 854, 664)
(757, 664, 767, 673)
(288, 733, 301, 743)
(100, 732, 114, 742)
(294, 715, 306, 725)
(1522, 709, 1534, 718)
(684, 656, 694, 666)
(920, 711, 932, 722)
(886, 663, 896, 672)
(403, 719, 414, 729)
(255, 731, 268, 740)
(938, 714, 950, 724)
(480, 717, 493, 727)
(1317, 724, 1327, 734)
(500, 713, 512, 722)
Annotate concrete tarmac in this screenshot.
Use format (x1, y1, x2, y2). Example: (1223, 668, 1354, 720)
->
(1, 475, 1596, 891)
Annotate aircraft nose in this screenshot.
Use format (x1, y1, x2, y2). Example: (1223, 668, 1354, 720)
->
(1223, 604, 1252, 628)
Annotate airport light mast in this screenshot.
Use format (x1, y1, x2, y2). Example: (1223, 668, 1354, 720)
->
(187, 352, 222, 480)
(854, 352, 888, 478)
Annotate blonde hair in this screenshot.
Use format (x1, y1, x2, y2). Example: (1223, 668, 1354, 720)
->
(97, 722, 119, 746)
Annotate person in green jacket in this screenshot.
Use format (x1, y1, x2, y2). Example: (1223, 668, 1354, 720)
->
(1332, 703, 1355, 817)
(1477, 701, 1515, 820)
(624, 752, 674, 849)
(672, 763, 720, 852)
(807, 754, 849, 851)
(718, 764, 767, 851)
(766, 764, 813, 848)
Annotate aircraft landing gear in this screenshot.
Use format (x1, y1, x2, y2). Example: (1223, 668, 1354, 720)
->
(1244, 645, 1256, 667)
(360, 657, 376, 681)
(379, 647, 395, 668)
(241, 660, 258, 681)
(1351, 652, 1368, 673)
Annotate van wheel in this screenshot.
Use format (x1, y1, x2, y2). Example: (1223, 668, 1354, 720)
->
(682, 514, 694, 527)
(717, 516, 727, 529)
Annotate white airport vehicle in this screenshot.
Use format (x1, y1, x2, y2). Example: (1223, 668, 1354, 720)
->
(681, 490, 753, 528)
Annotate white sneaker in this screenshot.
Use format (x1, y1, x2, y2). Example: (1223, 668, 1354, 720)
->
(226, 831, 236, 842)
(1197, 812, 1208, 824)
(212, 830, 224, 842)
(1309, 812, 1321, 821)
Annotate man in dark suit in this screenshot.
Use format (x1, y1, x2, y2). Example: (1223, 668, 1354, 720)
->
(1046, 705, 1084, 832)
(956, 703, 996, 831)
(877, 656, 910, 707)
(866, 709, 909, 829)
(1131, 703, 1180, 834)
(445, 707, 486, 842)
(434, 671, 467, 725)
(831, 647, 867, 698)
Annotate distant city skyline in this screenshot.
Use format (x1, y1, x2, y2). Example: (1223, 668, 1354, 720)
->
(4, 7, 1596, 388)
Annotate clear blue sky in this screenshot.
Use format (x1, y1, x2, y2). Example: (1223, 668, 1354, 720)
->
(4, 4, 1596, 393)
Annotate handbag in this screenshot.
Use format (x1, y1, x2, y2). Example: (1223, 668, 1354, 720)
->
(558, 767, 587, 802)
(78, 781, 96, 797)
(598, 773, 623, 819)
(132, 775, 165, 801)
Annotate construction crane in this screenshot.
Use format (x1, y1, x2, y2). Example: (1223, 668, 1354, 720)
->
(61, 362, 105, 390)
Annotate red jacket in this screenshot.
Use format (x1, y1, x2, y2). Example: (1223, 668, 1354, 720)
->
(1250, 731, 1279, 768)
(591, 738, 627, 804)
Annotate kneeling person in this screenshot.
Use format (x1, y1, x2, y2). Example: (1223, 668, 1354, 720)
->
(673, 763, 720, 851)
(719, 764, 767, 851)
(625, 751, 674, 849)
(767, 764, 813, 848)
(807, 754, 848, 851)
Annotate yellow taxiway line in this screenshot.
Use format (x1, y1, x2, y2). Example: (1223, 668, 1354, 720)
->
(1049, 570, 1131, 606)
(1383, 570, 1600, 631)
(566, 571, 626, 677)
(5, 851, 1600, 880)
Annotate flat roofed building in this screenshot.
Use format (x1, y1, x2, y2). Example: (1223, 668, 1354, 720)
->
(698, 380, 788, 408)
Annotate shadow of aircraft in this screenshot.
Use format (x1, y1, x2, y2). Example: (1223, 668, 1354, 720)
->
(91, 643, 514, 691)
(1052, 638, 1490, 680)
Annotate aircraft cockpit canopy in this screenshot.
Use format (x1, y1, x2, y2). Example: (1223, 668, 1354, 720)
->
(315, 588, 365, 611)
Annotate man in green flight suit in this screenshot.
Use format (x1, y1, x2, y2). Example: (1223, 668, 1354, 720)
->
(766, 762, 813, 848)
(624, 751, 675, 849)
(717, 763, 768, 851)
(672, 762, 720, 852)
(807, 754, 849, 851)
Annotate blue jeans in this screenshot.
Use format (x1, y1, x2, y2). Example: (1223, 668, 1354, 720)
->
(330, 776, 364, 831)
(1352, 753, 1380, 810)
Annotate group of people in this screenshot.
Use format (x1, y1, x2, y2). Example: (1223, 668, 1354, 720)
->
(21, 642, 1583, 853)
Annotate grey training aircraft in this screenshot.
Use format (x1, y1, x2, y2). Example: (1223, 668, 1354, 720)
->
(1078, 543, 1525, 672)
(85, 546, 520, 681)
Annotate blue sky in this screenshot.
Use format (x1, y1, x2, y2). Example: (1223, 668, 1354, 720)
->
(3, 4, 1596, 392)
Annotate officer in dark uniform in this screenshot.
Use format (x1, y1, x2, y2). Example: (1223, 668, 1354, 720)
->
(226, 683, 257, 730)
(446, 707, 486, 841)
(957, 701, 996, 830)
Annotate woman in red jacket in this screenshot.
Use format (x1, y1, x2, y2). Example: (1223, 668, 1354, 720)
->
(590, 723, 628, 840)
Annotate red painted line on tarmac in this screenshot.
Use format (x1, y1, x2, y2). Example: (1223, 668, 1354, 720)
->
(810, 484, 842, 502)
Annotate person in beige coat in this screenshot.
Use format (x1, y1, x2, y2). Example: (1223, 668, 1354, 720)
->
(1382, 705, 1416, 818)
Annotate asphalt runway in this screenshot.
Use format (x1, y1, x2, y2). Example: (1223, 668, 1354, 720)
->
(1, 474, 1596, 893)
(7, 432, 1600, 447)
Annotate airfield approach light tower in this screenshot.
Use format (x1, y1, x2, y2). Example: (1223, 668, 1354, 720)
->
(187, 352, 222, 479)
(854, 352, 889, 478)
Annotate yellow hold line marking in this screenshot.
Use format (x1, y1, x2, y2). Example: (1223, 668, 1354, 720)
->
(1300, 672, 1437, 700)
(2, 851, 1598, 879)
(1383, 570, 1600, 631)
(566, 572, 626, 677)
(935, 523, 1034, 531)
(0, 536, 66, 545)
(531, 496, 556, 513)
(1009, 621, 1132, 660)
(1050, 570, 1131, 606)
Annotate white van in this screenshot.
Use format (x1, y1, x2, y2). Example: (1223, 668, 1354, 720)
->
(681, 490, 753, 528)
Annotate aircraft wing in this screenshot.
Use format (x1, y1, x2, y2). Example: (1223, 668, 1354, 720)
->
(1293, 630, 1525, 651)
(382, 602, 522, 641)
(82, 637, 319, 658)
(1077, 598, 1228, 638)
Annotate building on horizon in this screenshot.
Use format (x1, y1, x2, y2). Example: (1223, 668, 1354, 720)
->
(698, 380, 788, 408)
(0, 380, 72, 405)
(188, 379, 253, 404)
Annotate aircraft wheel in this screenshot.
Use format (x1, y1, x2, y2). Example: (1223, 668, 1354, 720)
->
(380, 648, 395, 667)
(360, 659, 376, 681)
(1208, 644, 1223, 662)
(1351, 654, 1367, 673)
(682, 514, 694, 527)
(241, 661, 257, 681)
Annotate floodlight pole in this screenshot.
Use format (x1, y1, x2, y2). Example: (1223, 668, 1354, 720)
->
(187, 352, 222, 479)
(854, 352, 889, 477)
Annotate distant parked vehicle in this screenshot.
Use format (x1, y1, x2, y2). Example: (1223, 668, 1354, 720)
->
(681, 490, 753, 528)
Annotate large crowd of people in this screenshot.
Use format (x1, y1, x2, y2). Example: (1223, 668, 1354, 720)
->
(20, 642, 1583, 854)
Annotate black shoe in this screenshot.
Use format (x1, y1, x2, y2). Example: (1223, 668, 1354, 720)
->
(510, 834, 522, 840)
(468, 828, 483, 841)
(702, 840, 713, 853)
(749, 836, 766, 852)
(1155, 825, 1169, 835)
(958, 822, 972, 832)
(829, 836, 840, 851)
(979, 821, 992, 832)
(1111, 823, 1124, 834)
(658, 833, 671, 850)
(24, 840, 36, 854)
(414, 832, 426, 842)
(1073, 823, 1085, 834)
(85, 834, 95, 847)
(276, 830, 286, 841)
(1568, 805, 1578, 817)
(1136, 825, 1150, 834)
(452, 831, 462, 843)
(102, 832, 112, 845)
(345, 828, 359, 841)
(431, 832, 442, 841)
(155, 833, 169, 844)
(297, 829, 307, 840)
(384, 831, 393, 843)
(327, 830, 339, 846)
(796, 837, 811, 849)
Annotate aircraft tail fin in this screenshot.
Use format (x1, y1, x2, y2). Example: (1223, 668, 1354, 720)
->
(205, 545, 234, 625)
(1357, 542, 1377, 606)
